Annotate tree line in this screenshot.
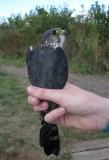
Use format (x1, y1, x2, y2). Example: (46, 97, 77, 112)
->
(0, 1, 109, 72)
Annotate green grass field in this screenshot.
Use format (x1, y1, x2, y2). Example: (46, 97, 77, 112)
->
(0, 69, 109, 159)
(0, 55, 91, 73)
(0, 55, 26, 67)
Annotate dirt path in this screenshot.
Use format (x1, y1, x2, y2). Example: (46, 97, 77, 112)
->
(0, 64, 109, 160)
(0, 65, 27, 77)
(0, 64, 109, 98)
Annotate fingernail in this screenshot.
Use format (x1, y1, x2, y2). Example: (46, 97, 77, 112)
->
(27, 86, 32, 93)
(30, 97, 35, 103)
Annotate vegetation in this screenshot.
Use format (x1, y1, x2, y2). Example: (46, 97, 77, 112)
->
(0, 2, 109, 159)
(0, 2, 109, 72)
(0, 55, 25, 67)
(0, 71, 108, 159)
(0, 2, 109, 73)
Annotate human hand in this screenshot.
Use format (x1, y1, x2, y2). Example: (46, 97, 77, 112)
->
(27, 83, 109, 131)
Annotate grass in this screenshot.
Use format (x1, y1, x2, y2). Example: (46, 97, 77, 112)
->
(68, 58, 93, 74)
(0, 72, 39, 158)
(0, 54, 91, 73)
(0, 55, 26, 67)
(0, 71, 109, 159)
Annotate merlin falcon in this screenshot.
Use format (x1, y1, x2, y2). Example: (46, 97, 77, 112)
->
(26, 28, 68, 156)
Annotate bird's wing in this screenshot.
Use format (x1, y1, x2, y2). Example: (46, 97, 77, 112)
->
(26, 46, 68, 156)
(26, 46, 68, 89)
(53, 47, 68, 89)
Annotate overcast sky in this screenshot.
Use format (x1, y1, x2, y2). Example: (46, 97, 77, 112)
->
(0, 0, 109, 18)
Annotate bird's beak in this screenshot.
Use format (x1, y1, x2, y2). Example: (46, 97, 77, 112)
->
(61, 30, 67, 36)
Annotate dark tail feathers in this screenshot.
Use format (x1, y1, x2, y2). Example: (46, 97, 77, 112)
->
(40, 123, 60, 156)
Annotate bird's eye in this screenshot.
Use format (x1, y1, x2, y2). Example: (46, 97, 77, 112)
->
(52, 30, 56, 35)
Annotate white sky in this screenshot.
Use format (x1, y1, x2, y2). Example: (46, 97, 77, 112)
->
(0, 0, 108, 18)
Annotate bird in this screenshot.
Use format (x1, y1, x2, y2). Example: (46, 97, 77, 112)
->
(26, 28, 68, 156)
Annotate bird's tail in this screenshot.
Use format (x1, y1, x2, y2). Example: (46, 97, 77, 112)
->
(40, 122, 60, 156)
(39, 103, 60, 156)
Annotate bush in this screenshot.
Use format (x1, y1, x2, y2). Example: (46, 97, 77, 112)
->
(0, 2, 109, 73)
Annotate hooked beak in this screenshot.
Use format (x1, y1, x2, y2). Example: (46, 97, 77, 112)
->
(61, 29, 67, 36)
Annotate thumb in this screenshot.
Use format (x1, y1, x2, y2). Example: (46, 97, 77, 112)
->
(44, 107, 66, 124)
(27, 85, 63, 104)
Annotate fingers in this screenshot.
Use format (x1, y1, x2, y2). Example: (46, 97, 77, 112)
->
(28, 96, 48, 111)
(28, 96, 40, 106)
(27, 83, 74, 114)
(27, 85, 63, 104)
(34, 101, 48, 111)
(44, 107, 66, 124)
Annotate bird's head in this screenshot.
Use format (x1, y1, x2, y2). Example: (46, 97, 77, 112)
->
(41, 28, 66, 49)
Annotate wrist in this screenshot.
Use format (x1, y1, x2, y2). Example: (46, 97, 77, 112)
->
(99, 97, 109, 131)
(102, 121, 109, 132)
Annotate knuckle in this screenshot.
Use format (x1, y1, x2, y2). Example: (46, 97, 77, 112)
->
(37, 88, 47, 99)
(28, 96, 38, 105)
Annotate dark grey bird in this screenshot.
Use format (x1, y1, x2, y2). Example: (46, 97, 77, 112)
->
(26, 28, 68, 156)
